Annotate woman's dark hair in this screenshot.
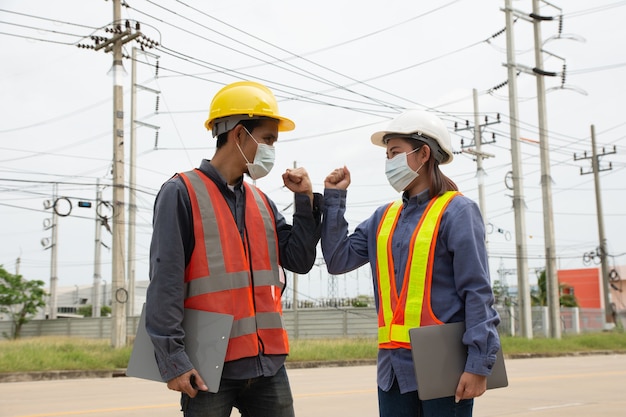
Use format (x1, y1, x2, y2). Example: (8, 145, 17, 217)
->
(404, 138, 458, 199)
(426, 158, 458, 199)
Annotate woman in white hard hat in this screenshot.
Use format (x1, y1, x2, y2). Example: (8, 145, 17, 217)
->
(322, 109, 501, 417)
(146, 81, 323, 417)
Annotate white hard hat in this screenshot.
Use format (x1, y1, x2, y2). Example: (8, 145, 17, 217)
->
(371, 109, 454, 164)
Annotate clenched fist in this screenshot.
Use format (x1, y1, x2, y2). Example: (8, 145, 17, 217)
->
(282, 167, 314, 204)
(324, 166, 351, 190)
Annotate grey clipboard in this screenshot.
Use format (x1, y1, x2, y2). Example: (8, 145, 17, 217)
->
(409, 321, 508, 400)
(126, 304, 233, 393)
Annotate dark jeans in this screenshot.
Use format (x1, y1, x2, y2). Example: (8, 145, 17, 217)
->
(378, 378, 473, 417)
(180, 366, 294, 417)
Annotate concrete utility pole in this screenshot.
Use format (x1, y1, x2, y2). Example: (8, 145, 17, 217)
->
(473, 90, 488, 230)
(45, 184, 59, 320)
(92, 180, 103, 318)
(91, 0, 141, 347)
(127, 50, 136, 316)
(292, 160, 300, 337)
(503, 0, 533, 338)
(575, 125, 617, 328)
(129, 47, 160, 318)
(532, 0, 560, 339)
(454, 89, 498, 243)
(110, 0, 127, 348)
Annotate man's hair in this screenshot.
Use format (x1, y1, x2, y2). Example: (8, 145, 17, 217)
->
(216, 119, 265, 149)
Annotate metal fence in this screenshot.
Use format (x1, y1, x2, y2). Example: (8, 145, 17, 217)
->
(1, 306, 618, 341)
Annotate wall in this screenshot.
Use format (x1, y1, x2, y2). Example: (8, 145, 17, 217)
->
(0, 306, 613, 341)
(557, 268, 602, 308)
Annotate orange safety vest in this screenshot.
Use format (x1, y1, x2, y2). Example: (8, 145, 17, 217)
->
(179, 169, 289, 362)
(376, 191, 459, 349)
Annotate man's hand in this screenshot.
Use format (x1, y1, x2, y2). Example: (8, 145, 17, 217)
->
(282, 167, 314, 204)
(324, 166, 351, 190)
(167, 369, 208, 398)
(454, 372, 487, 403)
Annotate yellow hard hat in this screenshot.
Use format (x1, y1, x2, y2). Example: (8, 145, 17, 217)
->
(205, 81, 295, 137)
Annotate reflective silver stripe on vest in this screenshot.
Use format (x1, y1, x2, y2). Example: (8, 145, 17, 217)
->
(256, 311, 284, 329)
(231, 316, 257, 338)
(246, 184, 281, 286)
(186, 272, 250, 298)
(228, 314, 283, 338)
(185, 170, 228, 278)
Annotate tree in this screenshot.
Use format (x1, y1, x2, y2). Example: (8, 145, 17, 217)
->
(77, 304, 112, 317)
(531, 269, 579, 308)
(492, 280, 511, 307)
(0, 265, 47, 339)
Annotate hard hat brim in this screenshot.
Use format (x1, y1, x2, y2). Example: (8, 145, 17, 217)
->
(370, 130, 454, 164)
(370, 130, 389, 147)
(205, 114, 295, 133)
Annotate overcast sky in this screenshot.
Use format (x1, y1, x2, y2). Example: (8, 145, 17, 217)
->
(1, 0, 625, 305)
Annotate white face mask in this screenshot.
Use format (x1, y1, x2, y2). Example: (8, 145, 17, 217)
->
(237, 126, 275, 180)
(384, 148, 423, 193)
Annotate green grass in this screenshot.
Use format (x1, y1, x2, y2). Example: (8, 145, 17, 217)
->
(501, 331, 626, 356)
(0, 332, 625, 373)
(288, 337, 378, 362)
(0, 337, 131, 373)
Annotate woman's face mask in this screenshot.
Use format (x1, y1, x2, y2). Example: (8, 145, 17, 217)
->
(384, 147, 423, 193)
(237, 126, 275, 180)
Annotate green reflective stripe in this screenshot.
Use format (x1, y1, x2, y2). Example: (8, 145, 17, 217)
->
(255, 311, 284, 329)
(403, 191, 457, 332)
(185, 170, 227, 276)
(376, 200, 403, 343)
(376, 192, 458, 345)
(390, 324, 408, 342)
(378, 326, 388, 342)
(185, 271, 250, 298)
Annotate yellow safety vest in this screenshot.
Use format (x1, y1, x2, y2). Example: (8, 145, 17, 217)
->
(376, 191, 459, 349)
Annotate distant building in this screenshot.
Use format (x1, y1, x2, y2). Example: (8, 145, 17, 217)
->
(37, 280, 149, 319)
(558, 265, 625, 314)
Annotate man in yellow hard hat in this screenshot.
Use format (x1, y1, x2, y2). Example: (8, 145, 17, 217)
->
(146, 81, 322, 417)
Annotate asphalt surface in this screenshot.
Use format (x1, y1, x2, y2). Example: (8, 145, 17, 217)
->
(1, 353, 625, 417)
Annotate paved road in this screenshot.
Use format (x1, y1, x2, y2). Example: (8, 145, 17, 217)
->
(1, 354, 625, 417)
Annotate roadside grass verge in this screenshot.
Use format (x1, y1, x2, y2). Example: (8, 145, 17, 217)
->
(500, 331, 626, 355)
(1, 331, 624, 373)
(0, 337, 131, 372)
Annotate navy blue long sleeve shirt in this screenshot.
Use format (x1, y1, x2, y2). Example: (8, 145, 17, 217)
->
(321, 187, 500, 394)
